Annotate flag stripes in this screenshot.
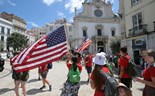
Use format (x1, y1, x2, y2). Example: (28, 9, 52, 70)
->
(13, 26, 68, 72)
(77, 36, 92, 53)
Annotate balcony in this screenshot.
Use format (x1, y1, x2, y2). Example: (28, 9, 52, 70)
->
(128, 24, 148, 37)
(91, 35, 108, 41)
(0, 32, 5, 35)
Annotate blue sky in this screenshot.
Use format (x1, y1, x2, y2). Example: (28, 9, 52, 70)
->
(0, 0, 119, 29)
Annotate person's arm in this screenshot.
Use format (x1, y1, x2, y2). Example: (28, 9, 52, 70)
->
(90, 79, 95, 89)
(66, 53, 72, 64)
(119, 66, 125, 78)
(136, 77, 155, 88)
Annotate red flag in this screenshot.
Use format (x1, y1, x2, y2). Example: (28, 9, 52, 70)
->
(13, 26, 68, 72)
(77, 36, 92, 53)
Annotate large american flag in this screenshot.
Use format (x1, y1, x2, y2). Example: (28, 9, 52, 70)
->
(13, 26, 68, 72)
(77, 36, 92, 53)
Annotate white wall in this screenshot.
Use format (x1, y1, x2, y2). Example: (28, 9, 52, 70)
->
(0, 18, 13, 51)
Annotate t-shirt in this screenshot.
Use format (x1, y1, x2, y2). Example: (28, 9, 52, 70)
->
(119, 54, 131, 78)
(91, 66, 110, 96)
(66, 63, 82, 72)
(143, 65, 155, 81)
(39, 64, 48, 73)
(84, 55, 93, 67)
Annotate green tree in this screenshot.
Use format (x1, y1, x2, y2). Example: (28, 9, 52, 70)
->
(110, 37, 121, 54)
(0, 41, 4, 51)
(7, 32, 29, 51)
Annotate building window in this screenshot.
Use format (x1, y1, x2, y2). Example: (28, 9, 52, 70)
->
(97, 29, 102, 36)
(7, 28, 10, 35)
(50, 27, 53, 32)
(1, 26, 5, 34)
(111, 30, 115, 36)
(132, 12, 142, 31)
(1, 36, 4, 41)
(83, 30, 87, 37)
(131, 0, 140, 6)
(69, 26, 72, 31)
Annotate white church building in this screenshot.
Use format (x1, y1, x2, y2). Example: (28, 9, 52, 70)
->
(72, 0, 121, 54)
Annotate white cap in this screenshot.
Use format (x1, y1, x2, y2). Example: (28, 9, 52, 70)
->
(93, 53, 107, 65)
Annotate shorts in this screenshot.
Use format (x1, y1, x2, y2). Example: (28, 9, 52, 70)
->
(85, 66, 92, 74)
(12, 70, 29, 82)
(120, 78, 132, 88)
(41, 71, 48, 78)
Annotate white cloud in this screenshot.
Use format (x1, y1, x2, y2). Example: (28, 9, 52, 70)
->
(65, 0, 84, 13)
(42, 0, 62, 6)
(57, 11, 65, 18)
(27, 22, 39, 27)
(0, 0, 16, 6)
(7, 0, 16, 6)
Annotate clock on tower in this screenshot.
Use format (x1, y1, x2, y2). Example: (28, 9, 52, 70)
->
(94, 9, 103, 17)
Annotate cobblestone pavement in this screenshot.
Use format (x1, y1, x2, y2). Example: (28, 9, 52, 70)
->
(0, 60, 144, 96)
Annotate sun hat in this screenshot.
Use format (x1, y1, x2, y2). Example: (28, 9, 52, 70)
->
(93, 53, 107, 65)
(117, 83, 131, 92)
(117, 83, 127, 88)
(117, 83, 132, 92)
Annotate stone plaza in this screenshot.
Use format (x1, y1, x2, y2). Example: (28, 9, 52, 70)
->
(0, 60, 144, 96)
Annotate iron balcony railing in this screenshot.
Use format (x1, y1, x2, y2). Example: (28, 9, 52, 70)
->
(128, 24, 148, 37)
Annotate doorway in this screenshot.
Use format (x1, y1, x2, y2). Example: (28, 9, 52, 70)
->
(133, 50, 141, 65)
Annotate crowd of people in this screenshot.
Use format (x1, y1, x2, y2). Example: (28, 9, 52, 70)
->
(1, 46, 155, 96)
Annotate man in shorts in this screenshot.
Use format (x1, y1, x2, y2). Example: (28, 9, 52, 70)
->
(84, 52, 93, 83)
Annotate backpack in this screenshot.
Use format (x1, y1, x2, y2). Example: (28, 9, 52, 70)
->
(106, 62, 114, 76)
(47, 63, 53, 69)
(123, 56, 137, 77)
(101, 70, 119, 96)
(68, 65, 80, 83)
(0, 58, 5, 72)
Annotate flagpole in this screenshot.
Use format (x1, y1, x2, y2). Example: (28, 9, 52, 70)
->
(63, 18, 70, 50)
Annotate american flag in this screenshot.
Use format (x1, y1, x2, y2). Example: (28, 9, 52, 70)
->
(77, 36, 92, 53)
(13, 26, 68, 72)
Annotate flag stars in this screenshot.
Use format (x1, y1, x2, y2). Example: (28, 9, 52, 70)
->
(46, 26, 66, 47)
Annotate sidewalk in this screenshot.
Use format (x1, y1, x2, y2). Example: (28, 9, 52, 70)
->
(0, 60, 144, 96)
(0, 61, 94, 96)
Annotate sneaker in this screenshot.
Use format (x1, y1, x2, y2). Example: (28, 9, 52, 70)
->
(38, 77, 41, 80)
(87, 79, 89, 83)
(49, 85, 52, 91)
(40, 86, 46, 90)
(87, 79, 89, 85)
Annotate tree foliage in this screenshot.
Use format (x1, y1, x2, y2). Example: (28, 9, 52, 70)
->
(7, 32, 29, 51)
(0, 41, 4, 51)
(110, 37, 121, 54)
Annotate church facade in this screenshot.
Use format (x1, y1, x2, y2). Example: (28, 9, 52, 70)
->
(72, 0, 121, 54)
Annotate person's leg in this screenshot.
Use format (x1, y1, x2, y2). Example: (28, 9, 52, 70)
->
(21, 81, 27, 96)
(86, 66, 92, 83)
(40, 71, 51, 91)
(40, 78, 52, 91)
(38, 68, 41, 80)
(40, 77, 46, 89)
(14, 80, 20, 96)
